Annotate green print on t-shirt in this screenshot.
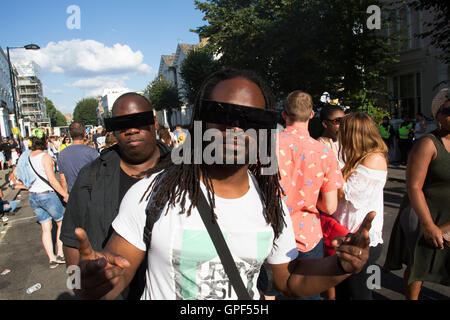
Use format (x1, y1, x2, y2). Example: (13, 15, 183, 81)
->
(173, 229, 272, 300)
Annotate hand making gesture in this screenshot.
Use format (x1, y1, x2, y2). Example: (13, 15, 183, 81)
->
(74, 228, 130, 299)
(331, 211, 376, 274)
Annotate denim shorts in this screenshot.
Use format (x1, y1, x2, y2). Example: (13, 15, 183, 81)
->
(29, 192, 65, 224)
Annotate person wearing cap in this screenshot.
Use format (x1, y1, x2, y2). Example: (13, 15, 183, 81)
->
(384, 88, 450, 300)
(60, 92, 170, 300)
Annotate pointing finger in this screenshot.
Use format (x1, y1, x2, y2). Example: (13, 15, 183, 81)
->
(75, 228, 95, 260)
(357, 211, 376, 235)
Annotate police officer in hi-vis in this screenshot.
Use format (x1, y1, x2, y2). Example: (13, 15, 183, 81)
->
(397, 116, 414, 165)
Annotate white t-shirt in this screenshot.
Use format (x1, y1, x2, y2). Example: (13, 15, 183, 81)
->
(112, 171, 298, 300)
(334, 165, 387, 247)
(29, 152, 53, 193)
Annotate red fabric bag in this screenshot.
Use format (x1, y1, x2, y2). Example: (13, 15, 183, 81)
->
(320, 212, 350, 256)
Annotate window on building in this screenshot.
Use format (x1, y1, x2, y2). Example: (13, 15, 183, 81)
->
(398, 6, 412, 52)
(390, 73, 422, 119)
(412, 10, 423, 49)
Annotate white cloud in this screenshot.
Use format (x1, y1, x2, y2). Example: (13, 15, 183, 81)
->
(11, 39, 153, 77)
(70, 76, 130, 97)
(44, 86, 63, 95)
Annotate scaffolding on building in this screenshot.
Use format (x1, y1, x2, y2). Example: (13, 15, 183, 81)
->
(15, 61, 50, 129)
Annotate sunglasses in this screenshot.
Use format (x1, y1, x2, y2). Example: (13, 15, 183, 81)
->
(201, 100, 280, 130)
(104, 111, 155, 132)
(326, 117, 344, 125)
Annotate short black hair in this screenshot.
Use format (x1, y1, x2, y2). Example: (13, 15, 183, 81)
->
(319, 104, 344, 123)
(111, 92, 152, 116)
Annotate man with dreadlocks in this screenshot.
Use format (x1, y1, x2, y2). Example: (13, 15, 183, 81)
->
(73, 68, 375, 300)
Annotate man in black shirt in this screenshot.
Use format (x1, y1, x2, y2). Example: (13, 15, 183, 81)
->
(60, 92, 170, 299)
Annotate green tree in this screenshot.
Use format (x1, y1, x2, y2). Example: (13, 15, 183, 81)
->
(193, 0, 397, 108)
(145, 78, 181, 127)
(73, 98, 98, 125)
(180, 46, 220, 105)
(45, 97, 68, 127)
(55, 111, 67, 126)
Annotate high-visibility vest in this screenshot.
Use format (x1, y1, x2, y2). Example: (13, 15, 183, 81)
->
(398, 125, 410, 140)
(379, 125, 391, 139)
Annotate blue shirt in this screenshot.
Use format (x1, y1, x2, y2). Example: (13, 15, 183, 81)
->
(57, 144, 99, 192)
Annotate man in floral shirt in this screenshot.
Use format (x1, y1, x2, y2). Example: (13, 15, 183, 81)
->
(277, 90, 344, 300)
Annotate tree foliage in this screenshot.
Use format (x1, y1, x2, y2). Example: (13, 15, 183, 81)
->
(45, 97, 67, 127)
(73, 98, 98, 125)
(193, 0, 397, 108)
(145, 78, 181, 127)
(180, 46, 220, 105)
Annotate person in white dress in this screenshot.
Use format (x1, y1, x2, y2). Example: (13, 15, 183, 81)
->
(333, 112, 388, 300)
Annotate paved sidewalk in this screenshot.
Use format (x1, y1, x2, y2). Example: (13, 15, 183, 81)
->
(0, 169, 76, 300)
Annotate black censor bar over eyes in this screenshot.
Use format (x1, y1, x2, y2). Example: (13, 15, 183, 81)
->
(104, 111, 155, 132)
(201, 100, 281, 130)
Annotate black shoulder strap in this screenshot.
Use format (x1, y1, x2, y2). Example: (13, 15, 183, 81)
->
(196, 190, 252, 300)
(143, 199, 159, 249)
(28, 155, 53, 189)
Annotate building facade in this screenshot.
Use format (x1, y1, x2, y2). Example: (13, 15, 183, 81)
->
(96, 88, 130, 126)
(383, 2, 449, 120)
(0, 47, 19, 138)
(156, 43, 200, 128)
(16, 61, 50, 136)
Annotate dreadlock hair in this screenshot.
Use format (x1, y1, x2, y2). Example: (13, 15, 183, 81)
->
(141, 68, 286, 240)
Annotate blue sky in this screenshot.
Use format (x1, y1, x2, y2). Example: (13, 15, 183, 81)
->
(1, 0, 206, 114)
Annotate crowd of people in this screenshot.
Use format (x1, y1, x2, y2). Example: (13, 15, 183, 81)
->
(3, 68, 448, 301)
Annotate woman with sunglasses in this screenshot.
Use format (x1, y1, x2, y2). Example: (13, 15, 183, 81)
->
(384, 88, 450, 300)
(318, 105, 346, 169)
(333, 112, 388, 300)
(59, 136, 72, 152)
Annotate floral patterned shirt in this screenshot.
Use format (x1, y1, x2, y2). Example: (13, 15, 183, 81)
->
(278, 126, 344, 252)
